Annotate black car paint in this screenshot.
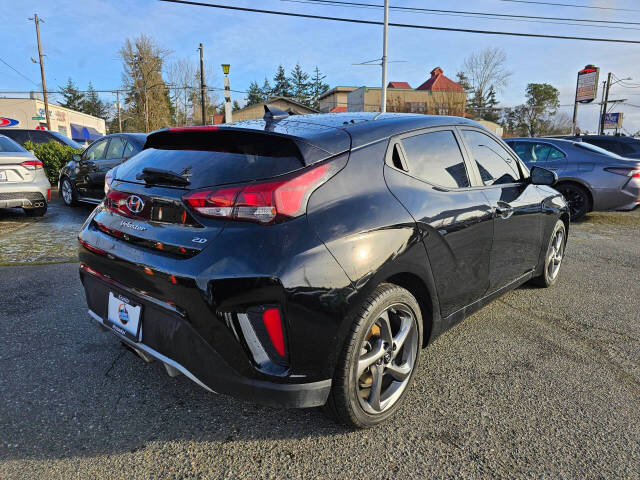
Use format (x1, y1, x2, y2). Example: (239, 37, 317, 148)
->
(77, 114, 568, 408)
(59, 133, 147, 203)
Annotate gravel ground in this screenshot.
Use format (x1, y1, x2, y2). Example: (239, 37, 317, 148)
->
(0, 207, 638, 479)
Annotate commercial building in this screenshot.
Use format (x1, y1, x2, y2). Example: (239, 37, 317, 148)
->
(346, 67, 466, 116)
(0, 95, 105, 143)
(318, 86, 358, 113)
(232, 97, 318, 122)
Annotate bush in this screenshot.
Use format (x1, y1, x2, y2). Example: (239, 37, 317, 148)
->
(24, 140, 82, 185)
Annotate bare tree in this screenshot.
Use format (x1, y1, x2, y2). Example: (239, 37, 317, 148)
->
(166, 58, 220, 126)
(463, 47, 512, 95)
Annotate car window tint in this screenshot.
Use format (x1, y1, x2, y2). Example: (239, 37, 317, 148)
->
(462, 130, 521, 186)
(105, 137, 126, 159)
(400, 130, 470, 188)
(84, 139, 108, 161)
(0, 136, 26, 152)
(29, 131, 58, 145)
(586, 139, 620, 154)
(2, 130, 29, 146)
(618, 142, 635, 155)
(548, 146, 566, 159)
(123, 141, 138, 159)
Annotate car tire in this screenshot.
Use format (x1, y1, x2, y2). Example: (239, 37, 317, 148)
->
(60, 177, 78, 207)
(23, 202, 47, 217)
(324, 283, 422, 428)
(556, 183, 590, 221)
(532, 219, 566, 288)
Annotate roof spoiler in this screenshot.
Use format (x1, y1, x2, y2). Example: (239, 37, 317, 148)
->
(263, 104, 289, 121)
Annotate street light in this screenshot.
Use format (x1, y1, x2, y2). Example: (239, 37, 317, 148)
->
(221, 64, 232, 123)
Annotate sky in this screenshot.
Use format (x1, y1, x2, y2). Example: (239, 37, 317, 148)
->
(3, 0, 640, 133)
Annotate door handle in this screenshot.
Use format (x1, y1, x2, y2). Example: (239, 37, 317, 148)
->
(495, 202, 514, 219)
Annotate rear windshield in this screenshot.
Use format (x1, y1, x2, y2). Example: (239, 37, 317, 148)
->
(114, 148, 304, 189)
(574, 141, 624, 160)
(0, 136, 26, 153)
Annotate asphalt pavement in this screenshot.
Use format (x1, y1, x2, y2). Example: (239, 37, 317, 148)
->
(0, 199, 638, 479)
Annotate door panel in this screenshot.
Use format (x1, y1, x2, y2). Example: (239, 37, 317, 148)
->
(384, 129, 493, 318)
(76, 138, 109, 196)
(461, 130, 542, 290)
(90, 136, 126, 198)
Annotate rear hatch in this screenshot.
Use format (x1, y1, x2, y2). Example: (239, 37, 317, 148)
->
(0, 152, 40, 184)
(91, 124, 350, 258)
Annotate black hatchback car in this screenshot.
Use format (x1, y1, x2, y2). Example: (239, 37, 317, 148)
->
(78, 111, 568, 427)
(58, 133, 147, 206)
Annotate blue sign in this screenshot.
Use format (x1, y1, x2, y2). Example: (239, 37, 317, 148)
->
(604, 113, 622, 130)
(0, 117, 19, 127)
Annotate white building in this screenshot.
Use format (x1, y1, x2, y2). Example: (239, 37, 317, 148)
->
(0, 95, 106, 143)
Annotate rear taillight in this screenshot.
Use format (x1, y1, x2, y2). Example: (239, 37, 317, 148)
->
(105, 168, 115, 195)
(604, 167, 640, 178)
(183, 160, 338, 224)
(21, 160, 43, 170)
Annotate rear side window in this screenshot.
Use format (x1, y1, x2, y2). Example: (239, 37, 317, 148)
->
(105, 137, 126, 159)
(400, 130, 470, 188)
(462, 130, 521, 186)
(0, 136, 26, 152)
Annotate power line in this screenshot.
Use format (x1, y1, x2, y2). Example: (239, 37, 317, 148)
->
(288, 0, 640, 28)
(0, 57, 39, 86)
(158, 0, 640, 44)
(497, 0, 640, 13)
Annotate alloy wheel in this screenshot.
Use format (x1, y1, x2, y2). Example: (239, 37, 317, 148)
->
(355, 304, 418, 415)
(62, 180, 73, 205)
(547, 228, 564, 280)
(557, 185, 586, 219)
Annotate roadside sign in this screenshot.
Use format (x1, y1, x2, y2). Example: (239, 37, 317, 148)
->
(32, 116, 45, 120)
(603, 112, 623, 130)
(576, 65, 599, 103)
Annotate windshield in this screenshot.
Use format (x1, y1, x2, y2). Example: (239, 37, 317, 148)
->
(574, 141, 625, 159)
(0, 135, 27, 153)
(49, 131, 82, 149)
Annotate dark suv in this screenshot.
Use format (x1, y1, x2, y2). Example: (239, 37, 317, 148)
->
(58, 133, 147, 206)
(78, 111, 568, 427)
(0, 128, 81, 149)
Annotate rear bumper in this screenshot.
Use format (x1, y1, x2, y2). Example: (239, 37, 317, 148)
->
(80, 266, 331, 409)
(592, 178, 640, 211)
(0, 177, 51, 208)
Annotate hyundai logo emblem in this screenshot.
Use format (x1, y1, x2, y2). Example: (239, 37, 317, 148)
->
(126, 195, 145, 214)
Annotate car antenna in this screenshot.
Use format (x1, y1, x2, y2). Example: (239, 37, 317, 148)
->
(263, 104, 289, 121)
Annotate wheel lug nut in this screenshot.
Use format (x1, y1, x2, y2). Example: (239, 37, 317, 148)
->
(392, 344, 397, 351)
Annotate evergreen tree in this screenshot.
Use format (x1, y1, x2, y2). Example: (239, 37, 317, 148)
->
(82, 82, 109, 120)
(309, 66, 329, 110)
(232, 100, 241, 112)
(261, 77, 272, 101)
(58, 78, 85, 111)
(272, 65, 291, 98)
(290, 63, 310, 105)
(246, 81, 263, 106)
(484, 85, 499, 122)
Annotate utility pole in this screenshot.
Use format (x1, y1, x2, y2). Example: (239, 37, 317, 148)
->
(380, 0, 389, 113)
(600, 72, 612, 135)
(32, 14, 51, 130)
(116, 90, 122, 133)
(198, 43, 206, 125)
(598, 81, 606, 135)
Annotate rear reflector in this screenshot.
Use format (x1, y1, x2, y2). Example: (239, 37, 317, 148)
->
(20, 160, 43, 170)
(183, 159, 340, 224)
(262, 308, 286, 357)
(47, 189, 51, 201)
(78, 238, 107, 256)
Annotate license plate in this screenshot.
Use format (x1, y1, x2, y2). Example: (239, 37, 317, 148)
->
(105, 291, 142, 342)
(0, 171, 6, 182)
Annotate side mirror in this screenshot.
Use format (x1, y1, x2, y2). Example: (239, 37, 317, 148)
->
(72, 153, 82, 163)
(530, 166, 557, 186)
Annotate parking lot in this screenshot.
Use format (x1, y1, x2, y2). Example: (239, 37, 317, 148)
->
(0, 196, 639, 479)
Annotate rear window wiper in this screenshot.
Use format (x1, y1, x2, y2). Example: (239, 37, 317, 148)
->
(136, 167, 191, 186)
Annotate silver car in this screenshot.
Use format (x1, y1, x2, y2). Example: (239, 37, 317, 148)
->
(0, 134, 51, 216)
(505, 137, 640, 220)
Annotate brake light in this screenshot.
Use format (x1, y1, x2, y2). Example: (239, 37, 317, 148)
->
(183, 162, 333, 224)
(168, 125, 219, 132)
(78, 237, 107, 256)
(604, 167, 640, 178)
(21, 160, 43, 170)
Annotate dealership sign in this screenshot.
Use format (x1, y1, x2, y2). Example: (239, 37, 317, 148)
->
(0, 116, 19, 127)
(576, 65, 599, 103)
(603, 112, 623, 130)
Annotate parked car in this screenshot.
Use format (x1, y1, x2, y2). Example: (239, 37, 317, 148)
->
(0, 128, 81, 149)
(0, 134, 50, 216)
(552, 134, 640, 159)
(78, 112, 568, 428)
(58, 133, 147, 206)
(504, 137, 640, 219)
